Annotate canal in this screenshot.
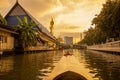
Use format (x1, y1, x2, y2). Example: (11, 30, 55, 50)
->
(0, 49, 120, 80)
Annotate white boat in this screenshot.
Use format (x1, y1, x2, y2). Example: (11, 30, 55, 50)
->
(47, 55, 93, 80)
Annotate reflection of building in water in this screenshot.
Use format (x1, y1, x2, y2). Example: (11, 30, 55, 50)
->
(0, 57, 14, 72)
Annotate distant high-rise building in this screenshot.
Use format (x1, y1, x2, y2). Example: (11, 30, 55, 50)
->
(50, 18, 54, 36)
(64, 36, 73, 45)
(82, 32, 86, 40)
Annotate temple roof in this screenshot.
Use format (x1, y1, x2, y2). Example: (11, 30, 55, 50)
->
(2, 0, 56, 41)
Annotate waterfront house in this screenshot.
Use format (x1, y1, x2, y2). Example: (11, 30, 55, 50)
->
(0, 24, 18, 53)
(2, 1, 56, 51)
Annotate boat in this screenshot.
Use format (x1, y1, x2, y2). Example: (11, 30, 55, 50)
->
(47, 55, 93, 80)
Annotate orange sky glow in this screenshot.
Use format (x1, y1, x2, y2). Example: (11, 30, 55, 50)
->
(0, 0, 106, 42)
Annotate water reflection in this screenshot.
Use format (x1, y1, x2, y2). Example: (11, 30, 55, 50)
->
(81, 50, 120, 80)
(0, 56, 14, 73)
(0, 49, 120, 80)
(0, 50, 63, 80)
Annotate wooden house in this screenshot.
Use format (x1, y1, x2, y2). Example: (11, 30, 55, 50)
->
(1, 1, 56, 52)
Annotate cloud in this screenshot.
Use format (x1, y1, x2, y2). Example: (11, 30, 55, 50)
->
(54, 23, 84, 34)
(20, 0, 58, 17)
(0, 0, 106, 37)
(65, 26, 80, 29)
(53, 22, 85, 37)
(0, 0, 15, 16)
(60, 32, 82, 38)
(0, 0, 9, 7)
(20, 0, 105, 34)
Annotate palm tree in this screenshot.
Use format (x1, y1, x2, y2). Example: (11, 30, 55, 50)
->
(0, 13, 7, 25)
(15, 16, 40, 49)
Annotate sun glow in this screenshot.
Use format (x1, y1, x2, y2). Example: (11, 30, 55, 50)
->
(0, 0, 106, 37)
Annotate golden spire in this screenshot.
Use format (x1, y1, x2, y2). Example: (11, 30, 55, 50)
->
(50, 17, 54, 35)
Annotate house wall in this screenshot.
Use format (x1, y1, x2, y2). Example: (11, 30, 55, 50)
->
(3, 3, 56, 51)
(0, 30, 14, 51)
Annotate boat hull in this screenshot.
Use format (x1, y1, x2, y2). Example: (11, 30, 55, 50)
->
(53, 71, 87, 80)
(47, 56, 93, 80)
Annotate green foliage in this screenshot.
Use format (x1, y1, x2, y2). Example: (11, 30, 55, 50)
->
(0, 13, 7, 25)
(80, 0, 120, 45)
(92, 0, 120, 39)
(15, 16, 39, 48)
(80, 27, 106, 45)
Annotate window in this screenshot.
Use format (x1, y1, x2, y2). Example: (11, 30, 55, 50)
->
(0, 35, 7, 43)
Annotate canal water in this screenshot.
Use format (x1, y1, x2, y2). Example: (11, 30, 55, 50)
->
(0, 49, 120, 80)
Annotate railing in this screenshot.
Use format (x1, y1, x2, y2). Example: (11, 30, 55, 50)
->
(87, 40, 120, 52)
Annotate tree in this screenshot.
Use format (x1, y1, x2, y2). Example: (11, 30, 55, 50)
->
(92, 0, 120, 39)
(80, 0, 120, 45)
(0, 13, 7, 25)
(14, 16, 40, 48)
(111, 0, 120, 39)
(80, 27, 107, 45)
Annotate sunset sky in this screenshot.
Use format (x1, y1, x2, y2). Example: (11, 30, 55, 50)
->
(0, 0, 106, 42)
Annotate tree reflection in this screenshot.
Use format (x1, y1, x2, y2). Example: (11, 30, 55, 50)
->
(83, 50, 120, 80)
